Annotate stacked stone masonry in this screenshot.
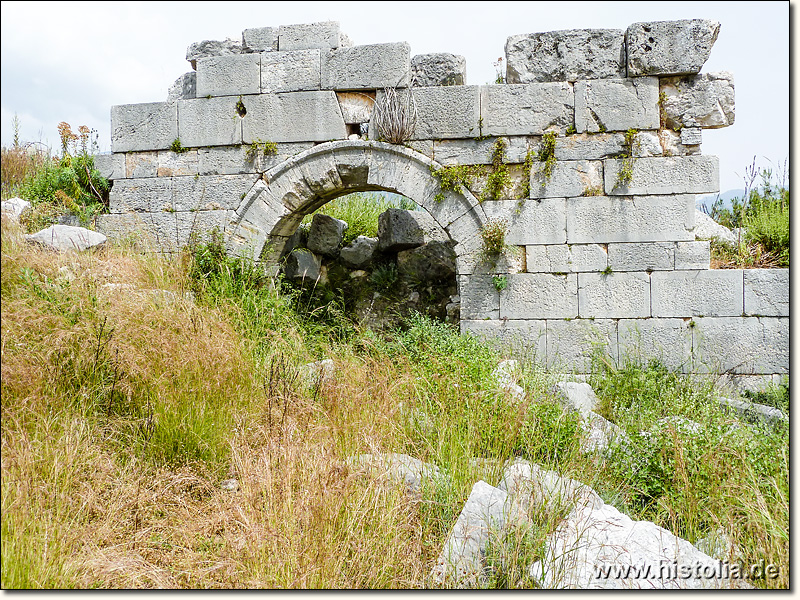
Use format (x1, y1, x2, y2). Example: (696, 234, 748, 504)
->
(96, 18, 788, 379)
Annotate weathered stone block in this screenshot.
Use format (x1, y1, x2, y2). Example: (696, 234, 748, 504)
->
(377, 208, 447, 252)
(401, 86, 480, 140)
(554, 133, 626, 160)
(167, 72, 197, 102)
(174, 209, 232, 248)
(674, 240, 710, 270)
(434, 137, 531, 165)
(744, 269, 789, 317)
(459, 274, 500, 320)
(169, 174, 260, 212)
(125, 151, 158, 178)
(25, 225, 107, 253)
(660, 72, 735, 129)
(93, 153, 126, 180)
(607, 242, 675, 271)
(578, 272, 651, 318)
(411, 53, 466, 86)
(574, 77, 660, 133)
(398, 240, 457, 282)
(692, 317, 788, 374)
(242, 91, 347, 143)
(505, 29, 625, 83)
(680, 127, 703, 145)
(278, 21, 342, 51)
(339, 236, 377, 268)
(501, 273, 578, 319)
(157, 150, 199, 177)
(197, 142, 313, 175)
(546, 318, 618, 373)
(186, 38, 242, 70)
(481, 83, 574, 136)
(651, 270, 743, 317)
(242, 27, 277, 53)
(196, 54, 261, 97)
(261, 49, 321, 93)
(178, 96, 243, 147)
(635, 131, 664, 157)
(483, 198, 567, 245)
(306, 213, 347, 257)
(566, 195, 695, 243)
(626, 20, 720, 77)
(283, 249, 322, 282)
(659, 130, 700, 157)
(336, 91, 375, 123)
(618, 318, 694, 372)
(321, 43, 410, 90)
(605, 156, 719, 195)
(530, 160, 603, 199)
(526, 244, 608, 272)
(111, 102, 178, 153)
(460, 319, 547, 359)
(109, 177, 171, 213)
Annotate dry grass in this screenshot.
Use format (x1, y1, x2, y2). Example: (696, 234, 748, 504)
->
(1, 144, 52, 200)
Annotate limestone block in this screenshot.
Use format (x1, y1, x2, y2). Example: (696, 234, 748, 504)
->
(434, 137, 531, 165)
(618, 318, 693, 372)
(744, 269, 789, 317)
(546, 318, 618, 372)
(401, 86, 481, 140)
(186, 38, 243, 70)
(177, 96, 243, 147)
(167, 72, 197, 102)
(321, 42, 410, 90)
(626, 20, 720, 77)
(460, 319, 546, 359)
(660, 72, 735, 129)
(530, 160, 603, 199)
(481, 83, 574, 136)
(353, 453, 444, 496)
(278, 21, 342, 51)
(659, 129, 700, 157)
(125, 151, 158, 178)
(634, 131, 664, 157)
(674, 240, 710, 270)
(398, 240, 457, 282)
(651, 270, 743, 317)
(242, 27, 277, 53)
(25, 225, 106, 252)
(680, 127, 703, 145)
(283, 249, 322, 282)
(459, 274, 500, 320)
(505, 29, 625, 83)
(693, 210, 736, 246)
(526, 244, 607, 273)
(483, 198, 566, 245)
(411, 53, 466, 86)
(93, 153, 126, 180)
(501, 273, 578, 319)
(1, 197, 31, 220)
(156, 150, 199, 177)
(377, 208, 447, 252)
(336, 91, 374, 123)
(554, 133, 626, 160)
(197, 142, 313, 175)
(574, 77, 659, 133)
(111, 102, 178, 153)
(169, 174, 260, 212)
(718, 397, 787, 428)
(174, 210, 232, 248)
(109, 177, 171, 213)
(566, 195, 695, 243)
(261, 49, 321, 93)
(196, 54, 261, 97)
(578, 272, 651, 318)
(306, 213, 347, 257)
(692, 317, 788, 374)
(607, 242, 675, 271)
(339, 236, 378, 268)
(95, 212, 147, 241)
(242, 91, 347, 143)
(604, 155, 719, 195)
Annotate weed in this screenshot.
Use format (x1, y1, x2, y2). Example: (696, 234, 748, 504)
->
(600, 265, 613, 275)
(235, 96, 246, 117)
(480, 218, 508, 258)
(493, 57, 505, 84)
(170, 138, 188, 154)
(482, 139, 510, 201)
(372, 87, 417, 144)
(492, 275, 508, 292)
(245, 139, 278, 161)
(614, 128, 639, 189)
(430, 163, 480, 202)
(370, 262, 399, 291)
(533, 131, 558, 188)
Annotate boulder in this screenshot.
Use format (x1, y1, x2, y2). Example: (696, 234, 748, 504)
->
(186, 38, 242, 69)
(1, 197, 31, 220)
(352, 453, 444, 495)
(498, 458, 598, 515)
(25, 225, 106, 252)
(306, 213, 347, 257)
(660, 72, 735, 129)
(411, 53, 466, 86)
(553, 381, 599, 419)
(377, 208, 448, 253)
(626, 19, 720, 77)
(283, 249, 322, 282)
(396, 240, 456, 282)
(339, 235, 378, 268)
(718, 396, 787, 427)
(694, 210, 737, 246)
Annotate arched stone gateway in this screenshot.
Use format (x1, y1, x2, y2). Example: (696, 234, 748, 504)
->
(96, 19, 787, 381)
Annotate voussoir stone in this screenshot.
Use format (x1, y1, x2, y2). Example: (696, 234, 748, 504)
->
(186, 38, 243, 70)
(626, 19, 720, 77)
(411, 53, 466, 86)
(505, 29, 626, 83)
(25, 225, 106, 252)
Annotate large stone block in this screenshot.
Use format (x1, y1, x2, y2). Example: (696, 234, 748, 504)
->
(566, 195, 695, 243)
(111, 102, 178, 153)
(168, 174, 260, 212)
(242, 91, 347, 143)
(406, 86, 481, 140)
(605, 155, 719, 195)
(530, 160, 603, 199)
(692, 317, 788, 374)
(607, 242, 675, 271)
(460, 319, 547, 359)
(197, 142, 313, 175)
(578, 272, 651, 318)
(626, 20, 720, 77)
(554, 133, 626, 161)
(125, 151, 158, 178)
(660, 72, 735, 129)
(618, 318, 694, 372)
(177, 96, 243, 147)
(109, 177, 171, 213)
(481, 83, 574, 136)
(186, 38, 242, 70)
(411, 53, 466, 86)
(526, 244, 608, 273)
(651, 270, 743, 317)
(278, 21, 342, 51)
(483, 198, 567, 245)
(546, 318, 618, 373)
(242, 27, 277, 53)
(156, 150, 199, 177)
(574, 77, 660, 133)
(501, 273, 578, 319)
(377, 207, 448, 252)
(674, 240, 710, 270)
(174, 209, 233, 248)
(196, 54, 261, 97)
(433, 137, 531, 165)
(459, 274, 500, 320)
(321, 42, 410, 90)
(505, 29, 625, 83)
(261, 49, 321, 93)
(744, 269, 789, 317)
(93, 153, 126, 180)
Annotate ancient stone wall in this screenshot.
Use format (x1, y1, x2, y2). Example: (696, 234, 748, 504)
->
(94, 19, 788, 381)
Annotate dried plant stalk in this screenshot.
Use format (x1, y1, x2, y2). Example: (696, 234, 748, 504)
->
(372, 87, 418, 144)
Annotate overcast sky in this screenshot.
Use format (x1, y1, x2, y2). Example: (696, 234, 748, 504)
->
(0, 1, 790, 194)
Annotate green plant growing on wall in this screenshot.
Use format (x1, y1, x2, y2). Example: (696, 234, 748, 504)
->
(430, 163, 479, 202)
(531, 131, 558, 190)
(615, 128, 639, 188)
(245, 139, 278, 161)
(480, 218, 509, 259)
(492, 275, 508, 292)
(483, 138, 511, 201)
(235, 96, 247, 117)
(171, 138, 188, 154)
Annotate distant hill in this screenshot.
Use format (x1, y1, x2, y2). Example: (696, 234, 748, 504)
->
(697, 189, 745, 211)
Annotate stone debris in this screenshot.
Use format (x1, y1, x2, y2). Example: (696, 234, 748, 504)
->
(351, 453, 444, 495)
(186, 38, 242, 69)
(283, 249, 322, 282)
(1, 197, 31, 220)
(299, 358, 335, 387)
(25, 225, 107, 252)
(718, 396, 787, 427)
(693, 209, 737, 246)
(220, 478, 239, 492)
(490, 360, 525, 401)
(377, 208, 449, 253)
(306, 213, 348, 257)
(339, 235, 378, 268)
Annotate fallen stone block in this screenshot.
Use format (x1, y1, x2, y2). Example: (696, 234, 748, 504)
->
(552, 381, 600, 419)
(490, 360, 525, 401)
(377, 208, 448, 253)
(626, 20, 720, 77)
(693, 209, 737, 246)
(411, 53, 466, 86)
(339, 235, 377, 268)
(306, 213, 347, 257)
(25, 225, 106, 252)
(283, 248, 322, 283)
(719, 396, 787, 428)
(397, 240, 456, 282)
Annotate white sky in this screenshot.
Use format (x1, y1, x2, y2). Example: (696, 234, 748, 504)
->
(0, 1, 790, 194)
